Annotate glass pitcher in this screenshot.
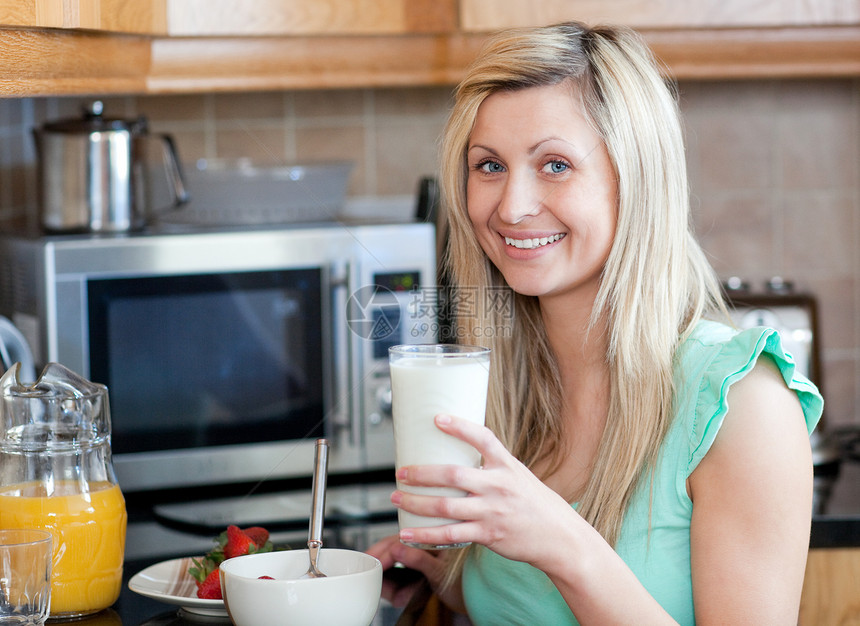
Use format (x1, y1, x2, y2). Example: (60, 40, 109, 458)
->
(0, 362, 127, 619)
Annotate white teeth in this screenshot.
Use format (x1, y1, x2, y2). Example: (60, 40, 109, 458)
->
(504, 234, 564, 249)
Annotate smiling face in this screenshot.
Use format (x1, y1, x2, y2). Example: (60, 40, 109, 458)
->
(466, 82, 618, 305)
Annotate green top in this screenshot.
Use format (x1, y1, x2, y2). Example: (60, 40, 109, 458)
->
(461, 321, 824, 625)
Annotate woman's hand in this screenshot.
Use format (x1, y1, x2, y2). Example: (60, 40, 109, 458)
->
(392, 413, 584, 573)
(393, 414, 678, 623)
(365, 534, 463, 611)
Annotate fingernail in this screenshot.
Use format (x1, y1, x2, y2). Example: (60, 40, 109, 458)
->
(391, 490, 403, 506)
(395, 467, 407, 481)
(436, 414, 451, 425)
(399, 529, 414, 542)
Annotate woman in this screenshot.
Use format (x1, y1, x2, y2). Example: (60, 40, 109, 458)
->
(369, 21, 822, 624)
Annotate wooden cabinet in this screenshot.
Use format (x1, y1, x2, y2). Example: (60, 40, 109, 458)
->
(460, 0, 860, 80)
(0, 0, 166, 34)
(799, 548, 860, 625)
(166, 0, 456, 36)
(460, 0, 860, 32)
(0, 0, 859, 95)
(0, 0, 455, 36)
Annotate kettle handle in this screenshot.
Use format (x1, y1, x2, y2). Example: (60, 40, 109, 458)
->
(156, 133, 191, 209)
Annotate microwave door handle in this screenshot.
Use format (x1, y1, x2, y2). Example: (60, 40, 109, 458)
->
(329, 262, 358, 446)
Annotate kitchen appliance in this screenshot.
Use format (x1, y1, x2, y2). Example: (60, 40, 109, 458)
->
(0, 223, 435, 507)
(723, 276, 821, 388)
(723, 277, 836, 513)
(33, 101, 189, 233)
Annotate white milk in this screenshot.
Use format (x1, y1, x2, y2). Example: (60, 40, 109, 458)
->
(390, 355, 489, 533)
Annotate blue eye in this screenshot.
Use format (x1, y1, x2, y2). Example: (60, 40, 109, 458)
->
(544, 160, 569, 174)
(477, 160, 505, 173)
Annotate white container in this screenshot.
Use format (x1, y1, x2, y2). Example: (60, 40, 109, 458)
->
(219, 549, 382, 626)
(159, 159, 353, 227)
(389, 344, 490, 549)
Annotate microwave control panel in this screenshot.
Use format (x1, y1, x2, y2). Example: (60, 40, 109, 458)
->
(359, 269, 434, 428)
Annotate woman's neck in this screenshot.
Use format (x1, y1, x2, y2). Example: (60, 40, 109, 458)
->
(536, 292, 611, 497)
(539, 291, 608, 380)
(539, 290, 611, 430)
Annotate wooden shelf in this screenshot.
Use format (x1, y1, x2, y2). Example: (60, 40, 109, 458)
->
(645, 26, 860, 80)
(1, 23, 859, 96)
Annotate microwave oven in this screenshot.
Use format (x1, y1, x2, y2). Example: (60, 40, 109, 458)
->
(0, 222, 436, 494)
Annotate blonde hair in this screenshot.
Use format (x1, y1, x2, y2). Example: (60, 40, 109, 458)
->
(439, 22, 724, 581)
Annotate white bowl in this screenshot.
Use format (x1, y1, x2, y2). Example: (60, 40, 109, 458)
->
(219, 548, 382, 626)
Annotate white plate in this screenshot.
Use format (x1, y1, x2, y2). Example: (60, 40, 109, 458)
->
(128, 557, 228, 617)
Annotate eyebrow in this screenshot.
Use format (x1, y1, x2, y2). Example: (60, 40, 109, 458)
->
(468, 137, 585, 160)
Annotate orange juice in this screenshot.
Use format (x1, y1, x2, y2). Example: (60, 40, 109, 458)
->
(0, 480, 127, 616)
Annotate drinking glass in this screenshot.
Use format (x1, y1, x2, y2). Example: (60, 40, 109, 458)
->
(0, 529, 52, 625)
(389, 344, 490, 549)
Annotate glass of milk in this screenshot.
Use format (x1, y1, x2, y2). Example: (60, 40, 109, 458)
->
(389, 344, 490, 549)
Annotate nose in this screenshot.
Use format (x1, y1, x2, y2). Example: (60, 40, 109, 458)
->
(496, 171, 542, 224)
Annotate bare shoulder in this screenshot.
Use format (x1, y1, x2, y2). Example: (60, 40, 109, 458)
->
(694, 357, 809, 474)
(687, 355, 813, 623)
(690, 355, 809, 493)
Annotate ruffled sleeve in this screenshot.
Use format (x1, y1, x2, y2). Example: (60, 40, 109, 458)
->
(679, 321, 824, 475)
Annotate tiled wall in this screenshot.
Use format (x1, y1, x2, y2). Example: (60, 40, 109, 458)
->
(1, 79, 858, 427)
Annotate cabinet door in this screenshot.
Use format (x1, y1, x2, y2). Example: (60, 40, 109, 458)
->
(460, 0, 860, 32)
(0, 0, 166, 33)
(0, 0, 456, 35)
(799, 548, 860, 625)
(166, 0, 455, 36)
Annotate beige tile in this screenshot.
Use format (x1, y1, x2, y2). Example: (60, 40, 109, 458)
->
(692, 191, 775, 280)
(166, 129, 208, 164)
(374, 86, 453, 118)
(215, 126, 288, 164)
(294, 89, 366, 119)
(0, 98, 25, 128)
(31, 97, 57, 127)
(818, 354, 857, 428)
(783, 192, 854, 277)
(686, 109, 776, 192)
(777, 83, 858, 190)
(5, 134, 31, 206)
(295, 125, 365, 195)
(802, 277, 856, 354)
(678, 80, 779, 114)
(213, 92, 286, 121)
(374, 119, 442, 196)
(135, 94, 209, 123)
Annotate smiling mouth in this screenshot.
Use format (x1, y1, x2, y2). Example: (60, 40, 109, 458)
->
(504, 234, 565, 250)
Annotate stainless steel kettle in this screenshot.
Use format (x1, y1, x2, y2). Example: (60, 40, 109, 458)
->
(33, 101, 190, 233)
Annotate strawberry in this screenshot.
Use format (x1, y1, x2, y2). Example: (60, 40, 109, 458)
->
(188, 555, 217, 586)
(258, 575, 275, 580)
(188, 524, 275, 597)
(243, 526, 270, 548)
(223, 525, 256, 560)
(196, 568, 222, 600)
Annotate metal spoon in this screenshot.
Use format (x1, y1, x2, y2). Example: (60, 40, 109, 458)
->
(302, 438, 329, 579)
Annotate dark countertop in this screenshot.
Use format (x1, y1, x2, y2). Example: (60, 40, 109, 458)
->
(809, 426, 860, 550)
(74, 558, 406, 625)
(810, 459, 860, 549)
(72, 430, 860, 624)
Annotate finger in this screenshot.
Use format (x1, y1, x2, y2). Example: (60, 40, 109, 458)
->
(434, 414, 508, 462)
(365, 534, 404, 569)
(396, 463, 484, 491)
(399, 520, 483, 551)
(393, 488, 488, 528)
(388, 542, 445, 584)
